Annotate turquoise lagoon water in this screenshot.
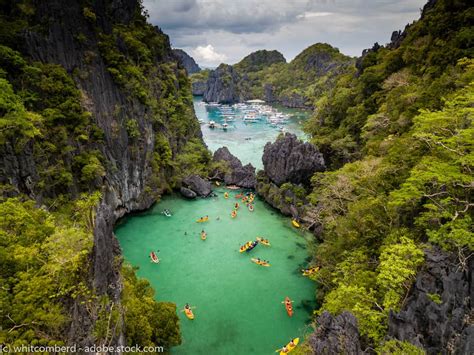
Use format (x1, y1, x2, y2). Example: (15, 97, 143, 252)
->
(194, 97, 310, 169)
(115, 190, 316, 354)
(115, 98, 315, 354)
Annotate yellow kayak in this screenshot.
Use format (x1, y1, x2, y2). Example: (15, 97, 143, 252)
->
(256, 237, 270, 246)
(239, 241, 253, 253)
(224, 192, 229, 199)
(196, 216, 209, 223)
(291, 220, 300, 228)
(302, 266, 319, 276)
(276, 338, 299, 354)
(184, 308, 194, 320)
(251, 258, 270, 267)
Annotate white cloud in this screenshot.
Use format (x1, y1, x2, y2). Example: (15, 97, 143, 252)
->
(192, 45, 227, 66)
(145, 0, 427, 67)
(297, 12, 333, 19)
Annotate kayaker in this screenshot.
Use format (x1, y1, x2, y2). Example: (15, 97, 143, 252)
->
(185, 303, 190, 310)
(281, 346, 288, 353)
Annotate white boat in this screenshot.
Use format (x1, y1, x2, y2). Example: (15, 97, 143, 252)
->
(209, 121, 216, 128)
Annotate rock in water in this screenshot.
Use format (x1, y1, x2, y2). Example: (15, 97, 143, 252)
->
(180, 187, 197, 199)
(262, 133, 325, 186)
(172, 49, 201, 74)
(203, 64, 241, 104)
(388, 247, 474, 354)
(309, 311, 363, 354)
(182, 175, 212, 197)
(212, 147, 256, 189)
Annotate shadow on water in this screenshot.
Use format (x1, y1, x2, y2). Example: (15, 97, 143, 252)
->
(300, 299, 317, 311)
(295, 242, 306, 249)
(287, 255, 295, 260)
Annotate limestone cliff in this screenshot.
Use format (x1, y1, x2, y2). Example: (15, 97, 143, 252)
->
(256, 133, 325, 220)
(173, 48, 201, 74)
(0, 0, 203, 348)
(388, 247, 473, 354)
(201, 46, 352, 108)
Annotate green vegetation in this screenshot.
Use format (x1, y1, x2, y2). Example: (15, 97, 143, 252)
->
(234, 43, 352, 108)
(0, 0, 206, 350)
(377, 340, 426, 354)
(190, 69, 210, 84)
(121, 264, 181, 348)
(305, 0, 473, 347)
(234, 49, 286, 73)
(0, 195, 98, 346)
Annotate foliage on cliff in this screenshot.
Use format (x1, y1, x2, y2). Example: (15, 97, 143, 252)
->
(202, 44, 353, 107)
(0, 195, 98, 346)
(306, 0, 473, 348)
(0, 0, 205, 349)
(305, 1, 473, 169)
(254, 44, 353, 107)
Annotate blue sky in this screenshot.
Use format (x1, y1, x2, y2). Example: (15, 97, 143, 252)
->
(143, 0, 427, 67)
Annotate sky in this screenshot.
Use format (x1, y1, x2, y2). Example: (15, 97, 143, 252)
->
(143, 0, 427, 68)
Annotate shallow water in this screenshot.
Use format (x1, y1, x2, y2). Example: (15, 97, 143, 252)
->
(194, 97, 310, 169)
(115, 189, 316, 354)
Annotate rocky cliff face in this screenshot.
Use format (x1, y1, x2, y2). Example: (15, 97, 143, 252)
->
(212, 147, 256, 188)
(262, 133, 325, 186)
(203, 64, 243, 104)
(1, 0, 202, 347)
(256, 134, 325, 220)
(173, 48, 201, 74)
(309, 311, 364, 354)
(192, 80, 207, 95)
(388, 247, 473, 354)
(202, 45, 352, 107)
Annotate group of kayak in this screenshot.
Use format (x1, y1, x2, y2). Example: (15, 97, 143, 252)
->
(228, 191, 256, 216)
(240, 237, 272, 267)
(181, 300, 299, 354)
(156, 188, 306, 353)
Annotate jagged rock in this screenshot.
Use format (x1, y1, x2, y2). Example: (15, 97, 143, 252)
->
(180, 187, 197, 199)
(212, 147, 256, 188)
(309, 311, 364, 354)
(182, 175, 212, 196)
(192, 81, 207, 95)
(203, 64, 241, 104)
(262, 133, 325, 186)
(172, 49, 200, 74)
(388, 247, 473, 354)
